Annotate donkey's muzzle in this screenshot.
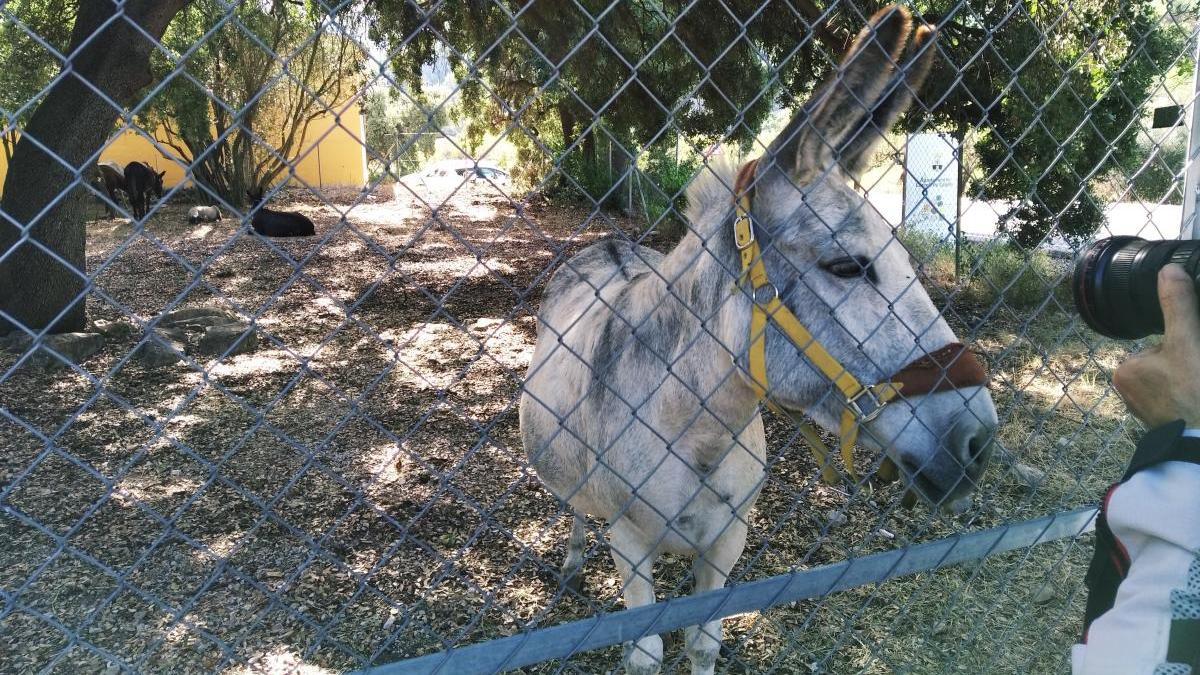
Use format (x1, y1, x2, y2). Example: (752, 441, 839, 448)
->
(900, 414, 995, 506)
(891, 343, 992, 505)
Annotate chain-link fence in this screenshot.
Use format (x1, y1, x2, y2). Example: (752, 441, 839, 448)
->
(1, 1, 1195, 673)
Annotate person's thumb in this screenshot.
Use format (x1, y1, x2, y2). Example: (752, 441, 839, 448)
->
(1159, 264, 1200, 344)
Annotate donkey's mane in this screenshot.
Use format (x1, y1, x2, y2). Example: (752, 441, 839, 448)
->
(682, 160, 739, 234)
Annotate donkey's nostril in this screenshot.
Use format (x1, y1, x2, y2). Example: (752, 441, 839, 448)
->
(953, 419, 994, 467)
(968, 430, 989, 461)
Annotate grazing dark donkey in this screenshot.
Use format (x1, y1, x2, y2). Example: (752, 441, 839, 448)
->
(246, 188, 315, 237)
(124, 161, 165, 220)
(520, 7, 997, 675)
(94, 161, 126, 218)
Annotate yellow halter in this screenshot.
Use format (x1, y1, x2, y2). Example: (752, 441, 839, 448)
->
(732, 160, 902, 484)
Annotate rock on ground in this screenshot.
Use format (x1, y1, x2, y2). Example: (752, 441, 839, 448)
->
(1013, 463, 1047, 490)
(197, 323, 257, 356)
(946, 495, 974, 516)
(160, 307, 242, 330)
(1033, 583, 1057, 604)
(91, 318, 134, 339)
(21, 332, 105, 369)
(0, 332, 32, 352)
(135, 328, 186, 368)
(188, 205, 222, 223)
(826, 510, 848, 528)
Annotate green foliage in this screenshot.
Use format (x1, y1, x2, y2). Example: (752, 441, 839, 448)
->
(141, 1, 364, 206)
(1116, 129, 1187, 205)
(363, 90, 447, 181)
(0, 0, 75, 162)
(639, 144, 700, 244)
(900, 229, 952, 271)
(899, 228, 1065, 310)
(549, 134, 699, 244)
(936, 0, 1194, 248)
(556, 146, 623, 207)
(998, 185, 1106, 249)
(368, 0, 804, 203)
(367, 0, 1193, 249)
(370, 1, 789, 146)
(963, 242, 1064, 309)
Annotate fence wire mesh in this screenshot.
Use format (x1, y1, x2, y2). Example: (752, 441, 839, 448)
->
(0, 0, 1195, 673)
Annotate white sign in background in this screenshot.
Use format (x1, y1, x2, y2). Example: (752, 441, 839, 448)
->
(903, 133, 960, 238)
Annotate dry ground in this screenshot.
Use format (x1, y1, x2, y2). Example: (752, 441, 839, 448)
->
(0, 180, 1138, 674)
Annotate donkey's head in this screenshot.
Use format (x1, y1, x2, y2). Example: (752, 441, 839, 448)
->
(152, 170, 166, 200)
(738, 6, 997, 506)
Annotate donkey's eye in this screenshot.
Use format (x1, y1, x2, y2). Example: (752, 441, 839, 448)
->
(821, 256, 872, 280)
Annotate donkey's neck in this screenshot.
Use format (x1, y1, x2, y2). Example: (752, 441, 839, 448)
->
(657, 215, 738, 313)
(629, 204, 760, 425)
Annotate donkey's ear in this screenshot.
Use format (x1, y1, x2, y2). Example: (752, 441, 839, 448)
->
(838, 22, 938, 176)
(763, 5, 918, 182)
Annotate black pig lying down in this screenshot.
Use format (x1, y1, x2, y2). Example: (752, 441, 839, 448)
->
(246, 189, 315, 237)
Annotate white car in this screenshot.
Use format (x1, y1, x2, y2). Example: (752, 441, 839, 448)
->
(462, 166, 509, 185)
(397, 162, 510, 200)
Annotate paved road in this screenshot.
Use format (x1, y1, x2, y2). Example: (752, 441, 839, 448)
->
(867, 192, 1187, 253)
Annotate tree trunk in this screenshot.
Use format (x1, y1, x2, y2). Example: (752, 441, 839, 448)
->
(558, 103, 577, 151)
(0, 0, 190, 334)
(582, 127, 597, 168)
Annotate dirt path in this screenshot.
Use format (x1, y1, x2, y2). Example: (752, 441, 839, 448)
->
(0, 183, 1134, 673)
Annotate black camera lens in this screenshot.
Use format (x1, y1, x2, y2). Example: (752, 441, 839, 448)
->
(1073, 236, 1200, 339)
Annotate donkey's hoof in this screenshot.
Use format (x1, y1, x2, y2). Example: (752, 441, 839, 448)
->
(561, 572, 583, 594)
(622, 636, 663, 675)
(625, 656, 662, 674)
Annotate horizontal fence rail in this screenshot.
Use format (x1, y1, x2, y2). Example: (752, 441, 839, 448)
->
(366, 508, 1099, 674)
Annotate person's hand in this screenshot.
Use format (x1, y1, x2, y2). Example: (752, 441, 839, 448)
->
(1112, 264, 1200, 429)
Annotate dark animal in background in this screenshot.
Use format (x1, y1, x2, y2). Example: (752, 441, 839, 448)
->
(188, 205, 222, 224)
(123, 161, 166, 220)
(94, 161, 126, 218)
(246, 188, 315, 237)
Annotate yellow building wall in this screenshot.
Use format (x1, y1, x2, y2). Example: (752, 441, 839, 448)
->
(289, 107, 370, 190)
(0, 104, 366, 195)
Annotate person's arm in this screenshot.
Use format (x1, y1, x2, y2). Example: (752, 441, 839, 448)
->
(1073, 265, 1200, 675)
(1072, 425, 1200, 674)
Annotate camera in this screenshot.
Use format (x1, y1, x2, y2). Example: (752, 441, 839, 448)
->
(1073, 237, 1200, 339)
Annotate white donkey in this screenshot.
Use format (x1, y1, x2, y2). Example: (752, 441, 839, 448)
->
(520, 7, 999, 674)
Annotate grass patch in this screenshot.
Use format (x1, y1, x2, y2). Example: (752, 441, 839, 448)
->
(901, 228, 1069, 310)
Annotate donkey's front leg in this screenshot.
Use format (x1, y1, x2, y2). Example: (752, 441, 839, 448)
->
(610, 522, 662, 675)
(686, 521, 747, 675)
(560, 510, 586, 592)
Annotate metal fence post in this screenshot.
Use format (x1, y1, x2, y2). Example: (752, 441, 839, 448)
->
(1180, 29, 1200, 239)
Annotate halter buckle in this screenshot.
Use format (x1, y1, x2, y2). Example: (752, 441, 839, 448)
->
(751, 283, 779, 305)
(846, 387, 888, 423)
(733, 212, 756, 250)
